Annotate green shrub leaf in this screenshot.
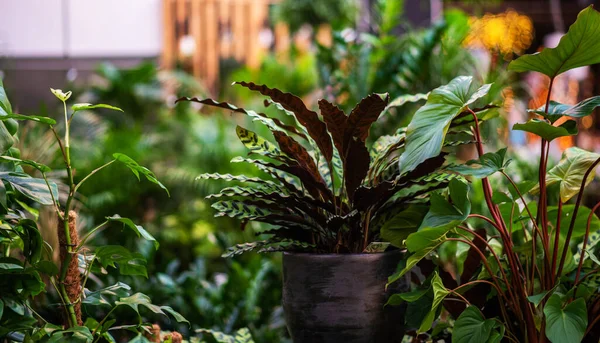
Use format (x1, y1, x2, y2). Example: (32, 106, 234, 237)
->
(512, 119, 577, 142)
(449, 148, 511, 178)
(509, 6, 600, 78)
(543, 294, 587, 343)
(529, 97, 600, 123)
(452, 306, 504, 343)
(398, 76, 491, 175)
(106, 215, 159, 249)
(112, 153, 169, 196)
(71, 103, 123, 112)
(0, 172, 58, 205)
(95, 245, 147, 277)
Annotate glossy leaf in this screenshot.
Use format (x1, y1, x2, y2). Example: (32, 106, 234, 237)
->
(106, 215, 158, 249)
(235, 81, 333, 161)
(236, 125, 282, 158)
(512, 119, 577, 142)
(0, 156, 51, 173)
(419, 179, 470, 230)
(0, 113, 56, 125)
(0, 172, 58, 205)
(385, 93, 428, 110)
(453, 306, 504, 343)
(115, 292, 189, 324)
(113, 153, 169, 196)
(543, 294, 587, 343)
(529, 97, 600, 123)
(71, 103, 123, 112)
(95, 245, 147, 277)
(419, 272, 449, 333)
(398, 76, 491, 175)
(535, 147, 600, 202)
(509, 6, 600, 78)
(449, 148, 511, 178)
(380, 204, 428, 248)
(547, 204, 600, 238)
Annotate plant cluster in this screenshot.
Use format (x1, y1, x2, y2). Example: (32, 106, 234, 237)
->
(387, 6, 600, 343)
(0, 83, 187, 342)
(179, 79, 497, 255)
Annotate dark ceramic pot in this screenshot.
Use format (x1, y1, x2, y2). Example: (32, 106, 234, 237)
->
(282, 250, 408, 343)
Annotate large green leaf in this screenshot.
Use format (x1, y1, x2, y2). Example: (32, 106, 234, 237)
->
(512, 119, 577, 142)
(449, 148, 511, 178)
(112, 153, 169, 196)
(115, 292, 189, 325)
(532, 147, 600, 202)
(106, 215, 158, 249)
(543, 294, 587, 343)
(94, 245, 147, 277)
(453, 306, 504, 343)
(419, 272, 449, 333)
(380, 204, 428, 248)
(419, 179, 470, 230)
(398, 76, 491, 175)
(547, 204, 600, 238)
(509, 6, 600, 78)
(0, 172, 58, 205)
(530, 97, 600, 123)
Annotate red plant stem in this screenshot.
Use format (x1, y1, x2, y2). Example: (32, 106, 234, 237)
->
(574, 201, 600, 293)
(551, 201, 563, 281)
(557, 157, 600, 277)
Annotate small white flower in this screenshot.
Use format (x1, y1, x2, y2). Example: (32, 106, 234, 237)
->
(50, 88, 72, 101)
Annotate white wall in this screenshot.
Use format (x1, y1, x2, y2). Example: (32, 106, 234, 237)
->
(0, 0, 162, 58)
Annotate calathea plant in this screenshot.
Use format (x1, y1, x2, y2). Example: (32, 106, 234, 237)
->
(177, 80, 496, 254)
(0, 82, 187, 342)
(387, 6, 600, 343)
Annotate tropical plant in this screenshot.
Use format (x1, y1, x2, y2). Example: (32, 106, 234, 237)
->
(387, 6, 600, 343)
(177, 80, 496, 255)
(0, 82, 187, 342)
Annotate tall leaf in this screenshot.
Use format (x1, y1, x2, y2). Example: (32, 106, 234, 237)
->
(398, 76, 491, 175)
(319, 99, 346, 155)
(234, 81, 333, 161)
(509, 6, 600, 78)
(0, 172, 58, 206)
(343, 93, 389, 144)
(272, 131, 322, 182)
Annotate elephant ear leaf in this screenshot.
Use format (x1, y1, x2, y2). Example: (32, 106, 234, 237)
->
(234, 82, 333, 162)
(452, 306, 505, 343)
(512, 119, 577, 142)
(509, 6, 600, 78)
(398, 76, 491, 175)
(543, 294, 587, 343)
(532, 147, 600, 202)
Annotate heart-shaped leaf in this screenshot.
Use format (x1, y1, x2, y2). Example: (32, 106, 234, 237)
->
(509, 6, 600, 78)
(398, 76, 491, 175)
(512, 119, 577, 142)
(543, 294, 587, 343)
(453, 306, 505, 343)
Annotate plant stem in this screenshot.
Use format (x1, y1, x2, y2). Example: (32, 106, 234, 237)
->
(573, 201, 600, 294)
(73, 160, 115, 195)
(557, 157, 600, 277)
(76, 221, 108, 251)
(551, 200, 562, 281)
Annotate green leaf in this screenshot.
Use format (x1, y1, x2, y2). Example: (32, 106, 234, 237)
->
(235, 125, 282, 158)
(419, 179, 470, 230)
(419, 272, 449, 333)
(83, 282, 131, 306)
(380, 204, 428, 248)
(531, 147, 600, 202)
(385, 287, 429, 306)
(452, 306, 505, 343)
(543, 294, 587, 343)
(385, 93, 428, 110)
(72, 103, 123, 112)
(0, 172, 58, 205)
(448, 148, 511, 178)
(509, 6, 600, 78)
(112, 153, 169, 196)
(398, 76, 491, 175)
(512, 119, 577, 142)
(16, 219, 43, 264)
(115, 293, 189, 324)
(529, 97, 600, 123)
(0, 79, 12, 115)
(0, 113, 56, 125)
(0, 156, 51, 173)
(106, 215, 158, 250)
(547, 204, 600, 238)
(161, 306, 189, 326)
(95, 245, 147, 277)
(50, 88, 72, 102)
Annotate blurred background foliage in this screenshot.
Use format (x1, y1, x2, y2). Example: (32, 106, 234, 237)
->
(5, 0, 598, 341)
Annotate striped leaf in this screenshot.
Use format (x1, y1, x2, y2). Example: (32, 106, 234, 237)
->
(236, 126, 281, 158)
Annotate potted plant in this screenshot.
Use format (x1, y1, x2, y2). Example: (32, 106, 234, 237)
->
(387, 6, 600, 343)
(177, 80, 496, 342)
